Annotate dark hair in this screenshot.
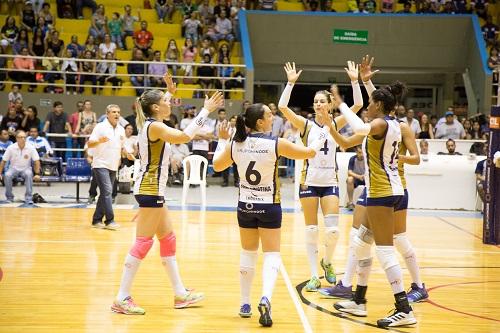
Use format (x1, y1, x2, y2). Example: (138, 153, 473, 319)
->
(233, 103, 266, 143)
(446, 138, 455, 144)
(124, 123, 133, 130)
(53, 101, 63, 108)
(27, 105, 37, 117)
(371, 81, 407, 115)
(29, 126, 38, 131)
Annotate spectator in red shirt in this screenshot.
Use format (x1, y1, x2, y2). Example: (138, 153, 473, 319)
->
(9, 47, 36, 92)
(133, 21, 153, 59)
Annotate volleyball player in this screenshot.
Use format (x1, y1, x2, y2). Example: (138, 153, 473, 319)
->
(111, 73, 224, 315)
(213, 103, 331, 327)
(329, 67, 417, 327)
(277, 62, 363, 291)
(320, 56, 428, 303)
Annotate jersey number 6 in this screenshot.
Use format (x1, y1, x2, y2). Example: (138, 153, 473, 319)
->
(245, 161, 262, 185)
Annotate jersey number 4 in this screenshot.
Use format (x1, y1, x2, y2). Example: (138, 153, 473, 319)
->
(245, 161, 262, 185)
(319, 141, 329, 155)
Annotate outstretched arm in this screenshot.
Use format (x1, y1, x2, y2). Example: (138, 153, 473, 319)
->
(278, 62, 307, 133)
(359, 54, 379, 97)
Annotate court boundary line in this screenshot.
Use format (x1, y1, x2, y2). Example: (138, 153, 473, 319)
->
(280, 263, 313, 333)
(435, 216, 500, 248)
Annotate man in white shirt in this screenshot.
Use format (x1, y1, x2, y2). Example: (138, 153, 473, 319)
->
(171, 143, 190, 184)
(192, 112, 214, 180)
(0, 130, 41, 204)
(87, 104, 125, 230)
(401, 109, 421, 136)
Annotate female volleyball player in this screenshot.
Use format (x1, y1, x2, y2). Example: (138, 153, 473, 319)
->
(320, 56, 428, 303)
(111, 73, 224, 315)
(330, 63, 417, 327)
(213, 103, 330, 327)
(277, 62, 363, 291)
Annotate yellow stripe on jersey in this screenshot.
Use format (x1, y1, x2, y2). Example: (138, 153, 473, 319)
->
(138, 138, 166, 196)
(398, 141, 407, 189)
(273, 159, 281, 203)
(366, 135, 397, 198)
(300, 121, 312, 185)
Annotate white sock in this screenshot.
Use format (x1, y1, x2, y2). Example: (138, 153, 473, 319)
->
(341, 227, 358, 287)
(161, 256, 187, 297)
(262, 252, 281, 302)
(240, 249, 258, 305)
(323, 214, 339, 264)
(117, 254, 141, 301)
(394, 233, 423, 288)
(356, 257, 373, 286)
(305, 225, 319, 277)
(376, 245, 405, 294)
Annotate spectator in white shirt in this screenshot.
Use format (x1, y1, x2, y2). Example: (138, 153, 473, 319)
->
(170, 143, 190, 184)
(87, 104, 126, 230)
(401, 108, 421, 136)
(435, 111, 466, 139)
(0, 130, 41, 204)
(28, 126, 53, 157)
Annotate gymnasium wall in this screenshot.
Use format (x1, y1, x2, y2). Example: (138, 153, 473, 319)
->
(243, 11, 491, 114)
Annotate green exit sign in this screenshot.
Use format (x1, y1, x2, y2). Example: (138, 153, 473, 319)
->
(333, 29, 368, 45)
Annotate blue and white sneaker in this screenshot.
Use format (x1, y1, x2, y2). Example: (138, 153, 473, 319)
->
(407, 283, 428, 303)
(258, 296, 272, 327)
(239, 303, 252, 318)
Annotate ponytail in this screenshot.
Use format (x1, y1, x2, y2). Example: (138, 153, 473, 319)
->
(135, 97, 147, 131)
(233, 114, 247, 142)
(371, 80, 408, 114)
(134, 89, 165, 131)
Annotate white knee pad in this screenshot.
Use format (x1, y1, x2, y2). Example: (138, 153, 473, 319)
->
(358, 225, 374, 244)
(353, 235, 372, 261)
(324, 214, 339, 235)
(305, 225, 319, 244)
(375, 246, 399, 270)
(240, 249, 258, 269)
(393, 233, 414, 256)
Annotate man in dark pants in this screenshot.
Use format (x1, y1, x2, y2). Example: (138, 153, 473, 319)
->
(87, 104, 125, 230)
(43, 101, 72, 161)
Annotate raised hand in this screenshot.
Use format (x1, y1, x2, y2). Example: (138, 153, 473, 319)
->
(344, 60, 359, 82)
(359, 54, 379, 82)
(217, 120, 231, 140)
(163, 72, 177, 95)
(203, 91, 225, 113)
(283, 62, 303, 84)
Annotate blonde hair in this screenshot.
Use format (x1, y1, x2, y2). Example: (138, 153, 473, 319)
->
(135, 89, 164, 131)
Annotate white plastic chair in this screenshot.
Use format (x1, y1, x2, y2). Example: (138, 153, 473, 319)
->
(181, 155, 209, 206)
(352, 185, 366, 205)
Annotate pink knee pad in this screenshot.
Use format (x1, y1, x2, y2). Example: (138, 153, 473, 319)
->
(159, 232, 176, 257)
(129, 236, 154, 259)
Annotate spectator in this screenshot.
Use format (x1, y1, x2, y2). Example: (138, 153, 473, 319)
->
(198, 0, 214, 25)
(170, 142, 190, 184)
(441, 0, 456, 13)
(217, 42, 230, 63)
(0, 129, 13, 160)
(199, 37, 216, 62)
(30, 27, 46, 58)
(13, 99, 24, 117)
(108, 12, 124, 50)
(79, 50, 98, 94)
(197, 54, 215, 94)
(98, 33, 117, 59)
(87, 104, 125, 229)
(397, 1, 413, 13)
(463, 118, 472, 138)
(0, 47, 6, 90)
(435, 111, 466, 139)
(13, 28, 29, 55)
(181, 37, 197, 82)
(180, 105, 195, 130)
(61, 49, 79, 94)
(381, 0, 395, 13)
(45, 30, 65, 57)
(182, 0, 198, 19)
(0, 130, 41, 204)
(402, 108, 421, 136)
(122, 5, 141, 49)
(21, 1, 36, 32)
(75, 0, 97, 19)
(470, 120, 485, 140)
(418, 114, 434, 139)
(471, 0, 488, 19)
(42, 48, 62, 93)
(1, 16, 19, 50)
(488, 47, 499, 86)
(230, 0, 245, 40)
(57, 0, 75, 18)
(321, 0, 336, 12)
(481, 15, 498, 46)
(452, 0, 469, 13)
(165, 39, 180, 76)
(39, 2, 55, 28)
(213, 11, 234, 50)
(346, 145, 365, 210)
(475, 156, 486, 204)
(133, 21, 154, 59)
(419, 139, 429, 154)
(43, 101, 73, 160)
(97, 52, 122, 91)
(8, 84, 23, 104)
(1, 107, 22, 142)
(9, 47, 36, 92)
(66, 35, 84, 59)
(89, 5, 107, 43)
(69, 101, 84, 135)
(128, 49, 148, 96)
(269, 102, 284, 137)
(395, 104, 406, 119)
(28, 126, 53, 157)
(149, 50, 168, 88)
(364, 0, 377, 13)
(260, 0, 277, 11)
(155, 0, 169, 23)
(33, 16, 48, 41)
(125, 105, 138, 135)
(76, 100, 97, 142)
(183, 12, 203, 44)
(191, 108, 214, 176)
(84, 35, 98, 58)
(21, 105, 41, 132)
(217, 56, 233, 94)
(438, 138, 462, 155)
(353, 1, 369, 13)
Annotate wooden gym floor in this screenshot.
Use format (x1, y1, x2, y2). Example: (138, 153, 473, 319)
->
(0, 207, 498, 332)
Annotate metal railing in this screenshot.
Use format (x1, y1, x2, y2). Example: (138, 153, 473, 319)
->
(0, 54, 246, 95)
